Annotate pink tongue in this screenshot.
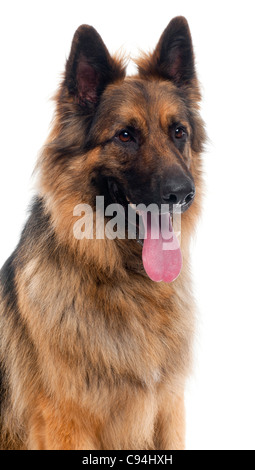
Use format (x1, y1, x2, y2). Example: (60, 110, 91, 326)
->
(141, 211, 182, 283)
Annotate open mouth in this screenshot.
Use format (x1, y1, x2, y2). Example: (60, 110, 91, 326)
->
(107, 178, 183, 283)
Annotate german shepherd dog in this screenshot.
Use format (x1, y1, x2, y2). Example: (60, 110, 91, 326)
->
(0, 16, 205, 450)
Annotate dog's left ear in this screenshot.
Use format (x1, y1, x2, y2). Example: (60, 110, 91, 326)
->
(138, 16, 195, 86)
(64, 25, 125, 107)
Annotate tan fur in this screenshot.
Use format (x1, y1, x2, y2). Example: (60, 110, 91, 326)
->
(0, 17, 205, 450)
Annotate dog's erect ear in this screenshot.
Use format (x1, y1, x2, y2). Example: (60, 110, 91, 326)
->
(138, 16, 195, 86)
(64, 25, 125, 106)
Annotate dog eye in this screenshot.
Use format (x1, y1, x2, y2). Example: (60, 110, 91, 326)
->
(173, 124, 188, 140)
(118, 130, 133, 143)
(174, 126, 187, 139)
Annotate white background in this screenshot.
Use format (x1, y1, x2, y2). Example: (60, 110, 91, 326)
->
(0, 0, 255, 450)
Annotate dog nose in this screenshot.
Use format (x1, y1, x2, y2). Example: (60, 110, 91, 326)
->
(162, 171, 195, 206)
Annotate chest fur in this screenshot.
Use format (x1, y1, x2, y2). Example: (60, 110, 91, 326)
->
(19, 259, 194, 396)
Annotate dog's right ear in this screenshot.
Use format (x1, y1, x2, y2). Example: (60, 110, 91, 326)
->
(64, 25, 125, 107)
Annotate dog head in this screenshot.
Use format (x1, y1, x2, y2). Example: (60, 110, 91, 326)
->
(39, 17, 205, 279)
